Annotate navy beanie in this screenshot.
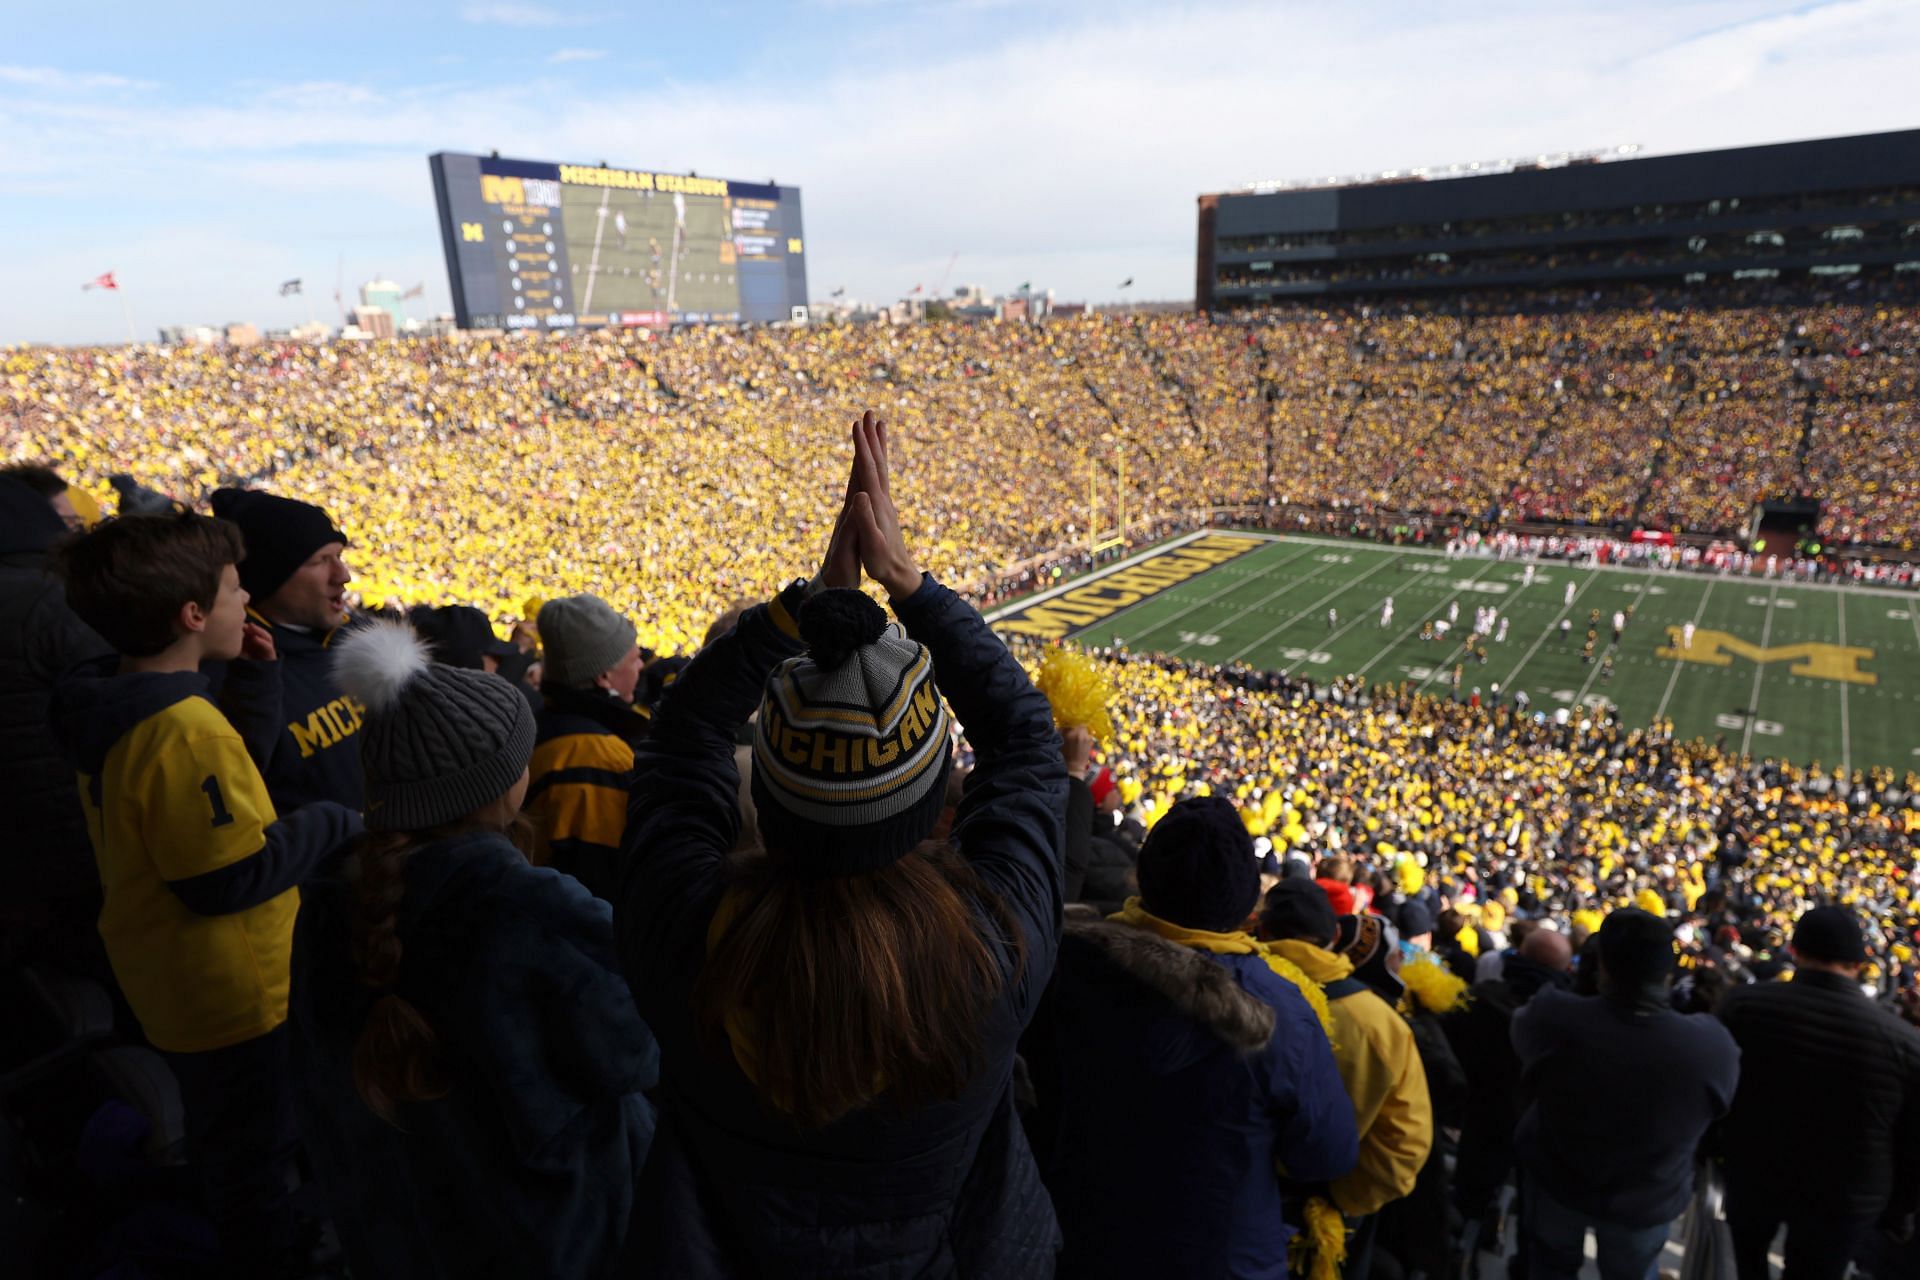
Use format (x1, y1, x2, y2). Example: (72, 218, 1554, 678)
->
(1260, 878, 1339, 947)
(209, 487, 347, 602)
(1598, 908, 1676, 986)
(1136, 795, 1259, 933)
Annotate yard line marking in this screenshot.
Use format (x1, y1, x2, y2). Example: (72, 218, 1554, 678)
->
(1215, 548, 1402, 663)
(1499, 566, 1605, 696)
(1836, 591, 1851, 776)
(1653, 579, 1719, 722)
(1740, 584, 1781, 759)
(1106, 541, 1324, 652)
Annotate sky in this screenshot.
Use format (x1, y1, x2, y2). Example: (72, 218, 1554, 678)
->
(4, 0, 1919, 345)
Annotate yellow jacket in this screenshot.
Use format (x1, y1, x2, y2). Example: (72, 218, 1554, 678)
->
(1269, 938, 1433, 1216)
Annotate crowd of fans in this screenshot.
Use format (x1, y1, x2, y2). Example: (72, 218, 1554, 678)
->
(3, 406, 1918, 1280)
(2, 288, 1919, 1279)
(3, 290, 1916, 664)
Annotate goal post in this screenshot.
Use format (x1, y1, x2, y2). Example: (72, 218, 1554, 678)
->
(1089, 444, 1127, 556)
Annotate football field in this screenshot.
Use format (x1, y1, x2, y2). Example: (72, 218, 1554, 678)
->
(990, 531, 1920, 773)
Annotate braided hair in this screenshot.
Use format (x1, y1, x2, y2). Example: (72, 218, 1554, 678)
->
(347, 814, 535, 1123)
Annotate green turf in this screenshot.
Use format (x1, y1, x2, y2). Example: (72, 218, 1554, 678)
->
(1008, 533, 1920, 772)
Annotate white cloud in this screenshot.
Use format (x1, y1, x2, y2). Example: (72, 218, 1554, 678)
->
(0, 64, 152, 91)
(546, 48, 609, 64)
(459, 3, 578, 26)
(7, 0, 1920, 343)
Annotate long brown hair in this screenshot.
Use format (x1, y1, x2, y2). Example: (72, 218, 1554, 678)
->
(694, 838, 1025, 1131)
(348, 814, 533, 1123)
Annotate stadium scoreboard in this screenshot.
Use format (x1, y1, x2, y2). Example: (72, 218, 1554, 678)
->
(430, 152, 808, 330)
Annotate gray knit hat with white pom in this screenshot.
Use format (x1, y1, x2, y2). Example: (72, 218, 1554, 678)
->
(332, 620, 536, 832)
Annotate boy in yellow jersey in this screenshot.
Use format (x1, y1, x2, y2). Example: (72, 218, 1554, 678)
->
(50, 511, 359, 1278)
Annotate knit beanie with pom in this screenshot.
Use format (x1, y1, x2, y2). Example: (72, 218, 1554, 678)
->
(751, 589, 951, 874)
(332, 620, 535, 832)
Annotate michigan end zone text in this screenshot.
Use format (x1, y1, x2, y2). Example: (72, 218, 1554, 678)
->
(992, 533, 1266, 640)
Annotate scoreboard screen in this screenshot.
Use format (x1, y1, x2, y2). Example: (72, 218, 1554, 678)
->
(430, 152, 808, 331)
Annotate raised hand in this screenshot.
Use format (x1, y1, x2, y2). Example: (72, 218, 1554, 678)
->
(813, 413, 869, 591)
(239, 621, 277, 662)
(847, 411, 922, 600)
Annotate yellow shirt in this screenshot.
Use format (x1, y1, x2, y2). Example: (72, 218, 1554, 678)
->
(1269, 938, 1434, 1217)
(77, 694, 298, 1053)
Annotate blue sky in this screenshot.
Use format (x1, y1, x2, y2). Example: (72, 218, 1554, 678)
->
(4, 0, 1919, 344)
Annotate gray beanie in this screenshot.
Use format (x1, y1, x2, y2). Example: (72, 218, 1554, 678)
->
(331, 620, 535, 832)
(537, 594, 637, 688)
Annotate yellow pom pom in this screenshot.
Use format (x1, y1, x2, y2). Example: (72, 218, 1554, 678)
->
(1262, 951, 1336, 1044)
(1287, 1195, 1348, 1280)
(1400, 951, 1470, 1016)
(1033, 646, 1116, 744)
(1635, 888, 1668, 917)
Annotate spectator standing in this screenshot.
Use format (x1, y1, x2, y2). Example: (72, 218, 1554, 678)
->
(614, 416, 1067, 1276)
(1511, 909, 1739, 1280)
(1032, 795, 1357, 1278)
(1717, 906, 1920, 1280)
(523, 594, 649, 898)
(1447, 928, 1574, 1248)
(1260, 879, 1433, 1280)
(287, 621, 657, 1280)
(49, 512, 360, 1277)
(209, 488, 363, 812)
(0, 471, 111, 971)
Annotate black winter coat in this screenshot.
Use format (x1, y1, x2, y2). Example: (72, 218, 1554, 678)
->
(288, 829, 657, 1279)
(1717, 969, 1920, 1219)
(1513, 985, 1740, 1227)
(614, 577, 1067, 1279)
(0, 478, 110, 901)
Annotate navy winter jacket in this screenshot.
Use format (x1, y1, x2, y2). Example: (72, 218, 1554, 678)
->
(614, 575, 1068, 1279)
(287, 828, 657, 1280)
(1031, 920, 1359, 1280)
(214, 611, 366, 813)
(1512, 984, 1739, 1227)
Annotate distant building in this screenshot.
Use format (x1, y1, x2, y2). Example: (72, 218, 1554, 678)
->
(156, 324, 219, 346)
(289, 321, 333, 343)
(225, 323, 261, 347)
(351, 305, 395, 340)
(360, 278, 406, 329)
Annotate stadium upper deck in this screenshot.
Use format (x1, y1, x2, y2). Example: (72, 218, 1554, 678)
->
(1198, 129, 1920, 308)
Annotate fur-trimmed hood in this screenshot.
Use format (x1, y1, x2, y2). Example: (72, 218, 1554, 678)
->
(1064, 919, 1274, 1051)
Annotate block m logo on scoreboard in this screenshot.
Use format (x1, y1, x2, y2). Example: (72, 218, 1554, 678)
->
(1657, 628, 1877, 685)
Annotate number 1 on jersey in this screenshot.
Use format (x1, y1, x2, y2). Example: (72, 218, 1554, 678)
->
(201, 775, 236, 828)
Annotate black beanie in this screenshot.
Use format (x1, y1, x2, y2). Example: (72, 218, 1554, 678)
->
(1136, 795, 1258, 933)
(1792, 906, 1868, 965)
(1598, 908, 1676, 987)
(209, 487, 348, 602)
(1260, 878, 1339, 947)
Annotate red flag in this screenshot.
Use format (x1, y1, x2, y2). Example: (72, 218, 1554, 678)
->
(911, 284, 923, 294)
(81, 272, 118, 291)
